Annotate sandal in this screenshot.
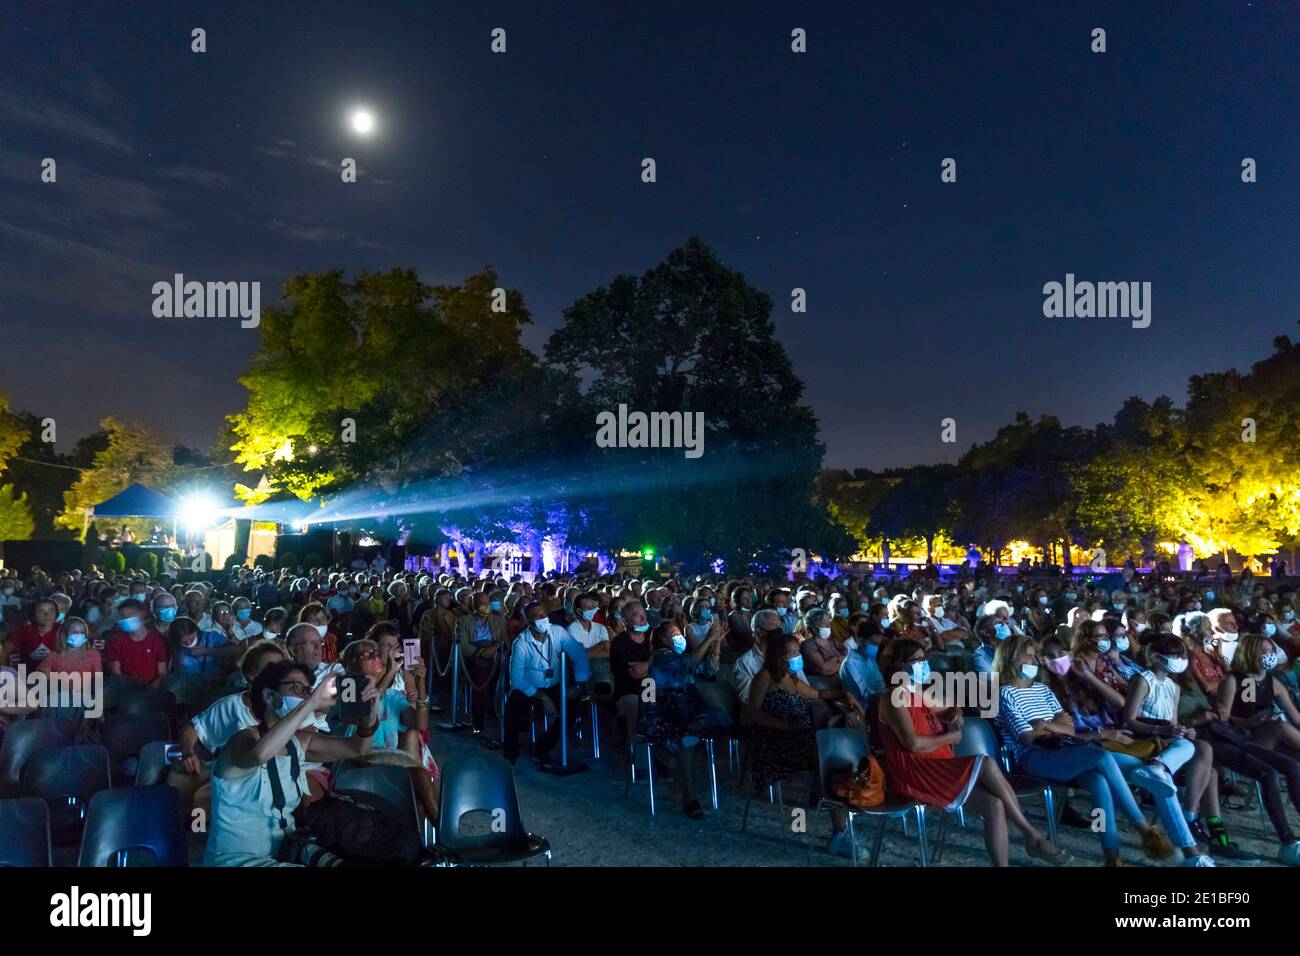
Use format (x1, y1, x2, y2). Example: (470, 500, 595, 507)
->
(1026, 836, 1072, 865)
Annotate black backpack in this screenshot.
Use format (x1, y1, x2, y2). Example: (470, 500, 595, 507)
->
(293, 788, 422, 866)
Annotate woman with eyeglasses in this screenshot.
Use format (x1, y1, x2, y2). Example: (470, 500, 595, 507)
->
(203, 659, 378, 866)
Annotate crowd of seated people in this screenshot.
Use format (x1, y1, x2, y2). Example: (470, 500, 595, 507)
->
(1, 556, 1300, 867)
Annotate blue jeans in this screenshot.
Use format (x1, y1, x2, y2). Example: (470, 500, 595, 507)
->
(1022, 744, 1145, 852)
(1110, 752, 1197, 848)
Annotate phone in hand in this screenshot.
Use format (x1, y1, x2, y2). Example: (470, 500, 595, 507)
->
(336, 674, 370, 721)
(402, 639, 420, 669)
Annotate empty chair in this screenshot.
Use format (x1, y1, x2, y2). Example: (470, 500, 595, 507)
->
(102, 713, 170, 784)
(160, 672, 213, 710)
(435, 755, 549, 866)
(333, 761, 425, 845)
(116, 689, 177, 726)
(0, 717, 75, 797)
(0, 797, 53, 866)
(78, 785, 188, 866)
(134, 741, 177, 787)
(810, 728, 926, 866)
(22, 744, 112, 844)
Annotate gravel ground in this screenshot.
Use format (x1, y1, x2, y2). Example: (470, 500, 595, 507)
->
(429, 727, 1293, 868)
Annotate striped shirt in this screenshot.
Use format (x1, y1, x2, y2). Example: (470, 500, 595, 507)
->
(997, 682, 1064, 765)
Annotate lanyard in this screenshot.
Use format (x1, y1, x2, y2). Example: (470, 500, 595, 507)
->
(532, 633, 552, 668)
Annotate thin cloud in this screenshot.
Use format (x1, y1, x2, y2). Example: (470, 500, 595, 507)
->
(0, 90, 135, 154)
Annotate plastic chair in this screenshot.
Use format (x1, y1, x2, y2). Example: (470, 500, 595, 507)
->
(22, 744, 112, 844)
(77, 785, 188, 866)
(0, 717, 75, 797)
(116, 689, 177, 727)
(333, 761, 427, 846)
(434, 755, 550, 866)
(810, 728, 927, 866)
(102, 713, 171, 784)
(0, 797, 53, 866)
(133, 741, 177, 787)
(932, 716, 1058, 861)
(160, 672, 213, 710)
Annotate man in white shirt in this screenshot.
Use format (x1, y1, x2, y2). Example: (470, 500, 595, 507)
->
(503, 601, 590, 765)
(734, 609, 791, 709)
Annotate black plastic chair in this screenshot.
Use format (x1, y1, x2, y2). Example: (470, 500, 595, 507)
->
(78, 785, 188, 866)
(932, 716, 1058, 862)
(102, 713, 171, 784)
(22, 744, 112, 845)
(116, 689, 177, 727)
(810, 727, 927, 866)
(434, 755, 550, 866)
(159, 673, 213, 711)
(133, 741, 176, 787)
(0, 717, 75, 797)
(333, 761, 427, 846)
(0, 797, 53, 866)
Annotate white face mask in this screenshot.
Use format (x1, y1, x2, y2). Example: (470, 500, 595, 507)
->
(1163, 655, 1189, 674)
(817, 626, 832, 639)
(1019, 663, 1039, 680)
(66, 632, 88, 649)
(1220, 642, 1238, 664)
(313, 624, 328, 637)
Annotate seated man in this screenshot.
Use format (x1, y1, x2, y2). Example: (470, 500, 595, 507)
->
(103, 600, 169, 687)
(502, 601, 590, 766)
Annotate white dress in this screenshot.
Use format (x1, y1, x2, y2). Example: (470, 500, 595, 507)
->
(203, 736, 309, 867)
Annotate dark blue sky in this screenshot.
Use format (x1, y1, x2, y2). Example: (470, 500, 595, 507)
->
(1, 1, 1297, 469)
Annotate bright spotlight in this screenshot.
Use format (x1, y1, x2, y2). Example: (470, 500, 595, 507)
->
(177, 493, 220, 531)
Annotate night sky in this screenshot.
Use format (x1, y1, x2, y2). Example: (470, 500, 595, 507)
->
(2, 1, 1297, 470)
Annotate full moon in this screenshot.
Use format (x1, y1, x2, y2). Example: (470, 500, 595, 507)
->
(350, 109, 375, 135)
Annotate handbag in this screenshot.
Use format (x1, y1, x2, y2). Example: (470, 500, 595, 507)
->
(830, 755, 887, 809)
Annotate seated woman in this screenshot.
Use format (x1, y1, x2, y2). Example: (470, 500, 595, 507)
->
(800, 608, 846, 688)
(1120, 635, 1231, 860)
(203, 660, 378, 866)
(1178, 612, 1226, 696)
(840, 618, 885, 707)
(995, 635, 1177, 866)
(1038, 636, 1206, 865)
(1070, 618, 1128, 697)
(35, 615, 102, 680)
(748, 631, 854, 854)
(637, 620, 730, 820)
(340, 638, 440, 822)
(880, 638, 1068, 867)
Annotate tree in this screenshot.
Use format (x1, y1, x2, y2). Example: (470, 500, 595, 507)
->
(0, 485, 34, 540)
(55, 418, 176, 538)
(544, 238, 849, 571)
(868, 465, 958, 563)
(227, 267, 539, 500)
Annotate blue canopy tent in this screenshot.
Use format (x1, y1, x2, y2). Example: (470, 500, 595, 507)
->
(89, 483, 178, 519)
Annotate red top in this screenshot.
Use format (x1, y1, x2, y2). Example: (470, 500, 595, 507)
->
(6, 624, 60, 667)
(38, 648, 103, 675)
(104, 629, 169, 683)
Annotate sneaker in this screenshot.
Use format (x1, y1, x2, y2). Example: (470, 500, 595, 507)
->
(826, 830, 854, 859)
(1140, 827, 1176, 861)
(1188, 815, 1211, 845)
(1184, 854, 1217, 867)
(1279, 841, 1300, 866)
(1131, 764, 1177, 800)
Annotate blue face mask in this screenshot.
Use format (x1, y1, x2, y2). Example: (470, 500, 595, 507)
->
(786, 655, 805, 674)
(993, 623, 1012, 640)
(236, 608, 252, 621)
(837, 608, 849, 618)
(910, 660, 931, 685)
(860, 602, 870, 612)
(632, 622, 650, 633)
(532, 619, 549, 634)
(491, 600, 503, 612)
(699, 607, 712, 621)
(1204, 592, 1215, 602)
(158, 607, 177, 623)
(119, 616, 142, 633)
(581, 608, 597, 621)
(671, 635, 687, 654)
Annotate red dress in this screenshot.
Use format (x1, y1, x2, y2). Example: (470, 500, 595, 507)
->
(879, 701, 981, 809)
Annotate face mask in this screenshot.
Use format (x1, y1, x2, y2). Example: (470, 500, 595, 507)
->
(1064, 592, 1077, 600)
(1115, 636, 1131, 653)
(1045, 655, 1072, 676)
(1193, 602, 1203, 612)
(1163, 655, 1189, 674)
(1262, 652, 1279, 670)
(1220, 642, 1238, 664)
(1133, 622, 1147, 633)
(1285, 611, 1295, 621)
(275, 694, 307, 718)
(836, 608, 849, 619)
(66, 632, 88, 649)
(1263, 622, 1277, 638)
(1015, 585, 1024, 593)
(119, 616, 142, 633)
(236, 608, 252, 621)
(1019, 663, 1039, 680)
(709, 597, 716, 607)
(699, 608, 712, 621)
(860, 602, 870, 612)
(1204, 592, 1214, 602)
(1095, 639, 1111, 653)
(1037, 596, 1048, 605)
(313, 623, 328, 637)
(909, 660, 931, 685)
(671, 635, 687, 654)
(993, 623, 1011, 640)
(787, 655, 805, 674)
(157, 607, 177, 623)
(182, 633, 199, 648)
(491, 600, 503, 612)
(817, 626, 832, 639)
(1114, 602, 1125, 610)
(581, 608, 597, 622)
